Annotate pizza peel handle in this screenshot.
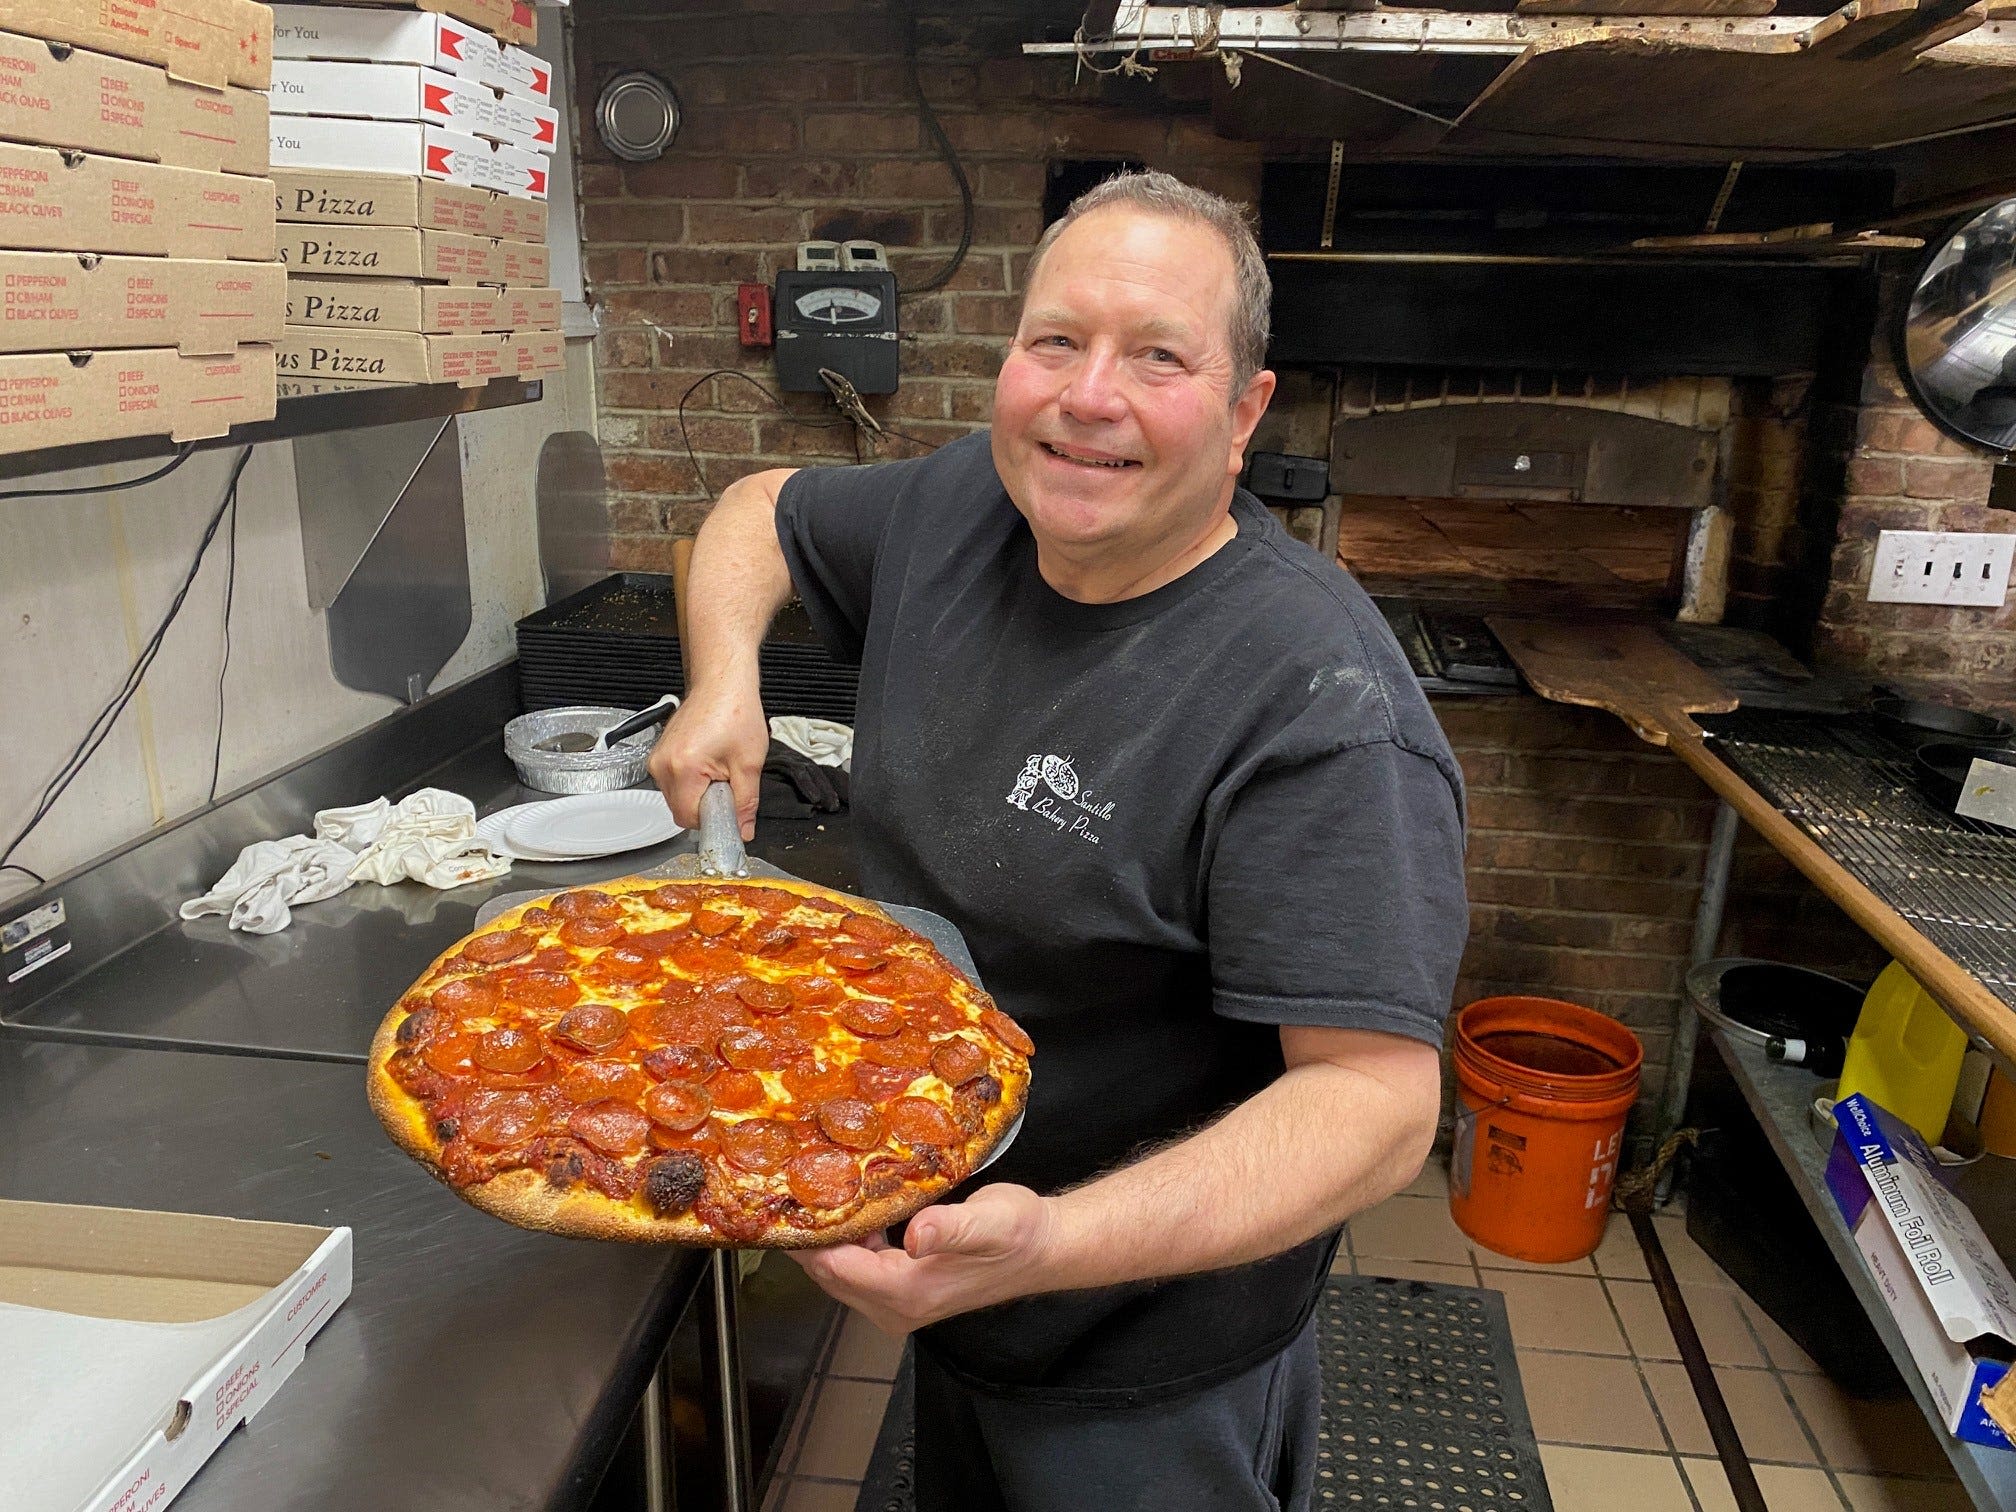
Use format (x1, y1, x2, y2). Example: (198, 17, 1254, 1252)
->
(698, 780, 749, 877)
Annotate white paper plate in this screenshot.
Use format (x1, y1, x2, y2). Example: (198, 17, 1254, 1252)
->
(475, 808, 576, 863)
(497, 792, 684, 861)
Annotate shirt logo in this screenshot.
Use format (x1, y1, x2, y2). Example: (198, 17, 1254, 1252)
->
(1005, 753, 1115, 845)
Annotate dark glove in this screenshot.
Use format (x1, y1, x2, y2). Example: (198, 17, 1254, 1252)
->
(758, 740, 849, 818)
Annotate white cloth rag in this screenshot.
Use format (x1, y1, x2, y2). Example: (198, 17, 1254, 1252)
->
(314, 796, 392, 850)
(345, 788, 511, 889)
(179, 835, 360, 935)
(770, 716, 852, 770)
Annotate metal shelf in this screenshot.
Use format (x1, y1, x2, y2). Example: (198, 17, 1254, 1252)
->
(0, 376, 542, 481)
(1710, 1030, 2016, 1511)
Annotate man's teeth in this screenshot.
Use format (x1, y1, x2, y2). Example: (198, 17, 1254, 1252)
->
(1043, 444, 1133, 468)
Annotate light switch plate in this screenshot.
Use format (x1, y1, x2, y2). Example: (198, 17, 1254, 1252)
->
(1867, 530, 2016, 607)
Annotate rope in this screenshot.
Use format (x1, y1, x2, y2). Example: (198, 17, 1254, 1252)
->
(1072, 4, 1159, 80)
(1613, 1126, 1701, 1214)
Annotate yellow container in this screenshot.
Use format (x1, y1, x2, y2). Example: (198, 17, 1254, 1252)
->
(1836, 962, 1968, 1143)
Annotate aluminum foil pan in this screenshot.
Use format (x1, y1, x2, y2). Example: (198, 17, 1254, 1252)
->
(504, 706, 659, 795)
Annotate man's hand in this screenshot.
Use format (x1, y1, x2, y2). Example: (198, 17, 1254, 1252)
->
(789, 1184, 1059, 1337)
(648, 679, 769, 838)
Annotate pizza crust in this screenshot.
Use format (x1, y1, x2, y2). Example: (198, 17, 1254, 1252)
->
(366, 873, 1031, 1249)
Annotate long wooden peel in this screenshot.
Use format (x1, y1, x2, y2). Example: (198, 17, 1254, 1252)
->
(1485, 617, 1738, 746)
(1487, 614, 2016, 1066)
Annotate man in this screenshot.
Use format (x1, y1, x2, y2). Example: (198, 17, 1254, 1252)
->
(650, 170, 1469, 1512)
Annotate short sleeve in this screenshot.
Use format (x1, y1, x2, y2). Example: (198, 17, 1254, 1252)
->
(1208, 739, 1468, 1047)
(774, 461, 902, 666)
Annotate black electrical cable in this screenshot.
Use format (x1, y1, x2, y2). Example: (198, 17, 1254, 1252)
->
(207, 462, 244, 804)
(676, 367, 853, 499)
(0, 447, 255, 874)
(893, 0, 974, 298)
(0, 442, 197, 503)
(0, 862, 45, 888)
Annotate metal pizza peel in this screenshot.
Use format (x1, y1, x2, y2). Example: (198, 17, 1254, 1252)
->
(473, 781, 1018, 1511)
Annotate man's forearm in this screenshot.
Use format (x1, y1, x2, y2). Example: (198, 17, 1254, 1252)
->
(1036, 1043, 1440, 1294)
(684, 469, 797, 695)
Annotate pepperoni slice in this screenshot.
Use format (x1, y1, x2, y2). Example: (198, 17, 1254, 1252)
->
(501, 969, 582, 1013)
(839, 913, 905, 945)
(560, 1058, 651, 1104)
(815, 1097, 885, 1150)
(837, 996, 903, 1037)
(554, 889, 624, 920)
(643, 1043, 715, 1083)
(431, 976, 500, 1015)
(422, 1032, 478, 1076)
(930, 1038, 988, 1086)
(668, 937, 739, 977)
(751, 927, 799, 957)
(736, 978, 791, 1015)
(827, 943, 887, 975)
(780, 1060, 850, 1104)
(645, 885, 696, 912)
(465, 928, 535, 964)
(461, 1090, 543, 1148)
(789, 974, 844, 1008)
(718, 1025, 781, 1071)
(569, 1100, 651, 1156)
(558, 916, 622, 948)
(981, 1008, 1035, 1057)
(629, 928, 689, 958)
(637, 1000, 716, 1046)
(593, 945, 655, 982)
(863, 1027, 932, 1068)
(691, 906, 740, 937)
(397, 1005, 448, 1046)
(879, 959, 952, 998)
(888, 1096, 960, 1149)
(723, 1118, 797, 1174)
(552, 1003, 626, 1052)
(851, 1062, 916, 1103)
(708, 1068, 766, 1111)
(787, 1148, 862, 1209)
(643, 1082, 711, 1132)
(474, 1026, 545, 1074)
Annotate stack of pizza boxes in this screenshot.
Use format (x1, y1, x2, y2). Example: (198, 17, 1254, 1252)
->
(0, 0, 281, 455)
(267, 3, 563, 391)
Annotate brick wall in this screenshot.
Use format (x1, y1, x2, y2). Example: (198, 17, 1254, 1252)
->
(565, 0, 1906, 1130)
(1813, 277, 2016, 715)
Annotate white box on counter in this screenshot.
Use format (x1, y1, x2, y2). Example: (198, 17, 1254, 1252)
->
(269, 7, 549, 103)
(269, 118, 547, 199)
(0, 251, 284, 355)
(1827, 1093, 2016, 1450)
(0, 30, 269, 175)
(271, 61, 557, 154)
(0, 1199, 348, 1512)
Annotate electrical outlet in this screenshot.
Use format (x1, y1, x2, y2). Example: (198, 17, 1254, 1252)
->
(1867, 530, 2016, 607)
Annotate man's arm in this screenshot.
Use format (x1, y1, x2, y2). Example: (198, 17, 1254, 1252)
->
(647, 467, 798, 837)
(792, 1024, 1441, 1336)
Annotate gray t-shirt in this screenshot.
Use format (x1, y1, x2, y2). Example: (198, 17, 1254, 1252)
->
(776, 431, 1469, 1404)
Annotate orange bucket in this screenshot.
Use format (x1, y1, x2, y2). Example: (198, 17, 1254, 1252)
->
(1448, 996, 1643, 1264)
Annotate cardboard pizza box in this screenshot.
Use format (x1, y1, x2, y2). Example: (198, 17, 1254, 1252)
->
(0, 1200, 348, 1512)
(495, 285, 561, 331)
(277, 224, 504, 283)
(0, 143, 277, 260)
(0, 30, 269, 175)
(0, 345, 276, 451)
(286, 274, 502, 333)
(269, 118, 546, 200)
(270, 60, 557, 155)
(270, 166, 548, 243)
(277, 324, 561, 386)
(271, 5, 500, 78)
(0, 0, 272, 90)
(0, 251, 284, 355)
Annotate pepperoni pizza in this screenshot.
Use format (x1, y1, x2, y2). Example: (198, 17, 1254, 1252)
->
(366, 877, 1032, 1247)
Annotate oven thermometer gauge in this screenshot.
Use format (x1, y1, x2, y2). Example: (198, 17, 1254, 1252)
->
(794, 287, 883, 325)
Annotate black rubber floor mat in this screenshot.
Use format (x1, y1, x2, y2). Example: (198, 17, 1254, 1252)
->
(854, 1274, 1552, 1511)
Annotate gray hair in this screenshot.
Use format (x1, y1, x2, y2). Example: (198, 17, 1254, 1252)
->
(1021, 169, 1272, 395)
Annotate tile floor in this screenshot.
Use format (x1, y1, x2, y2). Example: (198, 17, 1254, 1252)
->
(759, 1162, 1975, 1512)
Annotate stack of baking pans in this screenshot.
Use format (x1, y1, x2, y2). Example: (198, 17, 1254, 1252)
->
(514, 573, 859, 721)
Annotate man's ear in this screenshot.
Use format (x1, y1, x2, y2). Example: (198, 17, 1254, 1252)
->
(1225, 369, 1279, 481)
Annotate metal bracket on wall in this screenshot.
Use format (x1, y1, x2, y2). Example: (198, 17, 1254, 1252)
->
(295, 414, 473, 703)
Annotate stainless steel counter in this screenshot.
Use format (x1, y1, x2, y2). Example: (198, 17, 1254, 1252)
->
(3, 737, 858, 1062)
(0, 1036, 698, 1512)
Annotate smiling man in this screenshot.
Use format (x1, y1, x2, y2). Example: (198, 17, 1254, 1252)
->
(650, 171, 1469, 1512)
